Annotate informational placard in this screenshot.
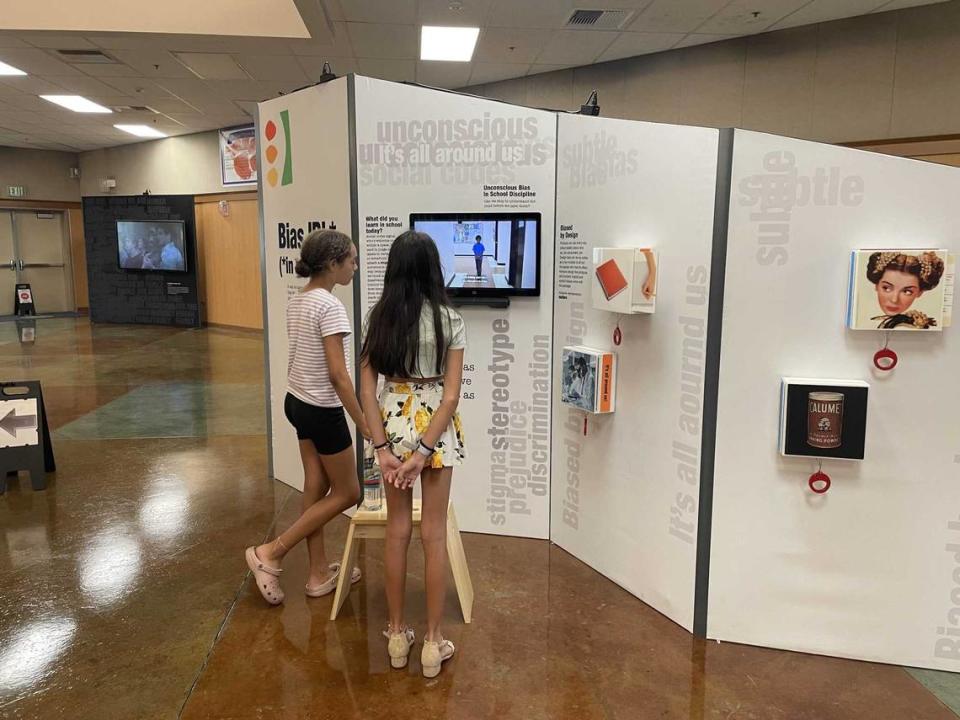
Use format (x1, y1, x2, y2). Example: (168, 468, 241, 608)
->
(220, 124, 258, 186)
(0, 398, 38, 448)
(354, 76, 557, 538)
(0, 381, 55, 493)
(258, 80, 353, 490)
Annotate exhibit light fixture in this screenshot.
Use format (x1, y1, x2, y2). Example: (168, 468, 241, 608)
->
(114, 124, 167, 138)
(420, 26, 480, 62)
(0, 60, 26, 76)
(579, 90, 600, 116)
(40, 95, 112, 113)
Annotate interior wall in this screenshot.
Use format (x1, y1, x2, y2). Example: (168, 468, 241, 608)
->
(552, 114, 720, 631)
(194, 194, 262, 330)
(469, 1, 960, 145)
(708, 130, 960, 671)
(0, 147, 80, 203)
(79, 131, 245, 197)
(67, 207, 88, 309)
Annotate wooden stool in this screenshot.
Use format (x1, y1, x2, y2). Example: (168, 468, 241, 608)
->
(330, 499, 474, 623)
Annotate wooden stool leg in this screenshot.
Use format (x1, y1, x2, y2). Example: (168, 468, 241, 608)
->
(446, 505, 474, 624)
(330, 521, 359, 621)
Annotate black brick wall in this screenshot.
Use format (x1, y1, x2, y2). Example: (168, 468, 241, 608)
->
(82, 195, 200, 327)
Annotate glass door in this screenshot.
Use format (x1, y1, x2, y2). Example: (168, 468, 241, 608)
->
(0, 212, 17, 315)
(13, 211, 74, 314)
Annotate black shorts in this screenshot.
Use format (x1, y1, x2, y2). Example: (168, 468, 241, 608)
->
(284, 393, 352, 455)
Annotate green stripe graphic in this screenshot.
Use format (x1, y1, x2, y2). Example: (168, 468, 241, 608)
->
(280, 110, 293, 186)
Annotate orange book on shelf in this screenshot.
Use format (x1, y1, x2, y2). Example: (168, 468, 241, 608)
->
(598, 352, 614, 413)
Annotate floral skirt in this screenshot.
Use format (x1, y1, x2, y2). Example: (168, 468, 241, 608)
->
(377, 380, 465, 469)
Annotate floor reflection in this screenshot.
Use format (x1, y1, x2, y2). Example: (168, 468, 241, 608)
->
(78, 526, 142, 607)
(0, 617, 75, 694)
(138, 477, 190, 541)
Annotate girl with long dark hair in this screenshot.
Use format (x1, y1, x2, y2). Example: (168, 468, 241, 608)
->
(245, 229, 369, 605)
(360, 230, 466, 678)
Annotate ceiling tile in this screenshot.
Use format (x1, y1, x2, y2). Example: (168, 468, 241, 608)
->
(596, 31, 683, 61)
(629, 0, 731, 33)
(535, 30, 617, 65)
(296, 55, 359, 80)
(875, 0, 949, 9)
(473, 27, 554, 64)
(468, 62, 532, 85)
(174, 53, 249, 80)
(289, 22, 354, 56)
(694, 0, 808, 34)
(0, 34, 31, 48)
(674, 32, 740, 48)
(19, 33, 99, 50)
(0, 47, 84, 75)
(770, 0, 888, 30)
(486, 0, 578, 29)
(234, 54, 309, 82)
(528, 63, 576, 76)
(416, 61, 473, 88)
(202, 79, 272, 102)
(0, 76, 71, 95)
(41, 75, 128, 99)
(356, 58, 416, 83)
(419, 0, 494, 26)
(99, 77, 175, 100)
(75, 62, 142, 77)
(340, 0, 417, 24)
(107, 49, 194, 78)
(347, 23, 418, 59)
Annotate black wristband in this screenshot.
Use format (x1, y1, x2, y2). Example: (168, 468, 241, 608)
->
(418, 440, 435, 455)
(373, 440, 390, 450)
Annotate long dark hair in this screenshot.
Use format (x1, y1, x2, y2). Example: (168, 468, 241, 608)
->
(361, 231, 451, 377)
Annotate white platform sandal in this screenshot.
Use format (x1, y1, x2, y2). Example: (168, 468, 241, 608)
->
(245, 546, 284, 605)
(384, 627, 416, 669)
(421, 636, 455, 678)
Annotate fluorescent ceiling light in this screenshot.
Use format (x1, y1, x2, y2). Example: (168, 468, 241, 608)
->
(420, 26, 480, 62)
(0, 60, 26, 76)
(114, 124, 167, 138)
(41, 95, 112, 113)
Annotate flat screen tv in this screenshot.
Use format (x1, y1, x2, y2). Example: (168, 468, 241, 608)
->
(117, 219, 187, 272)
(410, 212, 540, 297)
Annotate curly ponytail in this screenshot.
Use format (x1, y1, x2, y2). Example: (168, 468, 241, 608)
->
(295, 229, 353, 278)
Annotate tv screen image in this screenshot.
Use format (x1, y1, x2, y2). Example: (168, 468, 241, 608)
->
(117, 220, 187, 272)
(410, 212, 540, 297)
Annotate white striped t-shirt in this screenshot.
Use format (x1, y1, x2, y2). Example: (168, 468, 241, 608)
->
(286, 288, 352, 407)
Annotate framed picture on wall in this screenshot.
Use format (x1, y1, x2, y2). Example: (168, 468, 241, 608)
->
(219, 124, 257, 186)
(846, 249, 952, 331)
(779, 378, 869, 461)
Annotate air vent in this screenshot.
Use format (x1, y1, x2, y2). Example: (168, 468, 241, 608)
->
(565, 8, 633, 30)
(56, 49, 116, 65)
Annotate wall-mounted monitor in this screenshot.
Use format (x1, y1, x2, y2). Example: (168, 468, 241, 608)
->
(117, 219, 187, 272)
(410, 212, 540, 297)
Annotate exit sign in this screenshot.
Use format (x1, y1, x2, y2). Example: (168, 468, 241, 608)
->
(7, 186, 26, 198)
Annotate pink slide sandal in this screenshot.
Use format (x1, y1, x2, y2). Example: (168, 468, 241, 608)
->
(245, 546, 284, 605)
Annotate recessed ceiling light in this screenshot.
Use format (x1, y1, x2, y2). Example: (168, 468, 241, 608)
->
(420, 26, 480, 62)
(0, 60, 27, 76)
(41, 95, 112, 113)
(114, 124, 167, 138)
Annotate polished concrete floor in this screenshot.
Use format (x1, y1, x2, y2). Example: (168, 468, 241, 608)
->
(0, 318, 957, 719)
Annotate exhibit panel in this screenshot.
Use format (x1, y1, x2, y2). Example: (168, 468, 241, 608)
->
(258, 79, 353, 490)
(708, 129, 960, 670)
(353, 76, 557, 538)
(553, 114, 720, 630)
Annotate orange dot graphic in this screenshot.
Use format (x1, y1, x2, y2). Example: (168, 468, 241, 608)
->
(265, 120, 277, 141)
(267, 167, 279, 187)
(265, 144, 278, 164)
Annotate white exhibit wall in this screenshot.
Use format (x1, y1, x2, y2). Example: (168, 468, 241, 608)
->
(552, 114, 720, 630)
(258, 79, 354, 490)
(354, 76, 556, 538)
(709, 129, 960, 670)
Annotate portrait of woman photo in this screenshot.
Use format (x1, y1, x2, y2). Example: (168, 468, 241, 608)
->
(851, 249, 948, 330)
